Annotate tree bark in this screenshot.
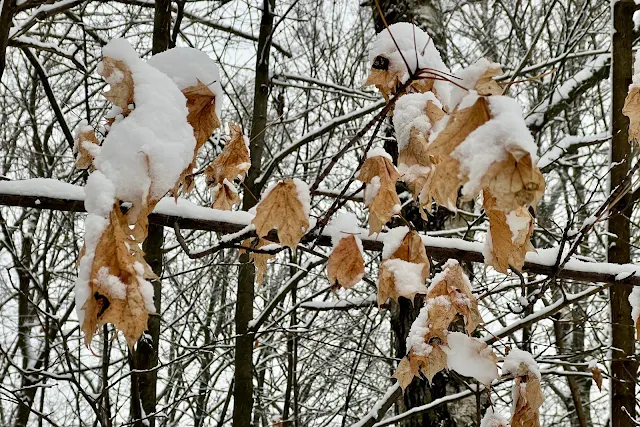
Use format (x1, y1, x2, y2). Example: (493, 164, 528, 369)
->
(233, 1, 275, 426)
(129, 1, 172, 425)
(0, 0, 14, 83)
(609, 2, 638, 427)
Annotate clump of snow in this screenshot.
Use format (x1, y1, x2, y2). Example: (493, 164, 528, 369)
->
(629, 286, 640, 324)
(383, 258, 428, 297)
(366, 147, 393, 161)
(444, 332, 499, 385)
(406, 303, 432, 355)
(292, 178, 311, 217)
(447, 58, 502, 110)
(393, 92, 442, 151)
(382, 226, 410, 259)
(95, 267, 127, 300)
(364, 176, 381, 206)
(134, 262, 156, 313)
(328, 212, 363, 252)
(368, 22, 450, 96)
(452, 96, 538, 198)
(503, 348, 541, 379)
(95, 39, 196, 220)
(75, 214, 109, 325)
(634, 50, 640, 86)
(147, 46, 223, 117)
(506, 210, 531, 243)
(84, 171, 115, 217)
(480, 408, 509, 427)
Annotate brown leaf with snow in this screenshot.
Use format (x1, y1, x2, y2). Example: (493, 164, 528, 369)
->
(387, 229, 430, 280)
(481, 150, 545, 212)
(623, 85, 640, 144)
(205, 123, 250, 186)
(327, 235, 365, 289)
(184, 80, 222, 147)
(241, 238, 275, 286)
(99, 57, 134, 116)
(363, 61, 435, 104)
(511, 374, 544, 427)
(419, 97, 491, 211)
(411, 345, 448, 385)
(483, 190, 535, 273)
(358, 155, 401, 234)
(74, 127, 100, 170)
(377, 259, 428, 306)
(252, 179, 310, 249)
(427, 261, 482, 334)
(211, 181, 240, 210)
(474, 64, 504, 96)
(81, 206, 156, 347)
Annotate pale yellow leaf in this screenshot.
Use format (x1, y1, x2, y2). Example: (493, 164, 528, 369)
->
(327, 235, 365, 289)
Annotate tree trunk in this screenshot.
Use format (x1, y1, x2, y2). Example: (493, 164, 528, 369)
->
(609, 2, 638, 427)
(233, 1, 275, 426)
(0, 0, 14, 83)
(129, 1, 173, 424)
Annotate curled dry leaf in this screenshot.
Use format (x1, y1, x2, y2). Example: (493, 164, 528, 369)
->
(481, 150, 545, 212)
(252, 179, 310, 249)
(327, 235, 365, 289)
(387, 229, 430, 280)
(241, 238, 275, 286)
(205, 123, 250, 186)
(363, 60, 435, 104)
(511, 374, 544, 427)
(483, 190, 535, 273)
(211, 180, 240, 211)
(623, 85, 640, 143)
(174, 80, 223, 195)
(81, 206, 156, 347)
(358, 155, 401, 234)
(74, 127, 100, 170)
(99, 57, 134, 116)
(428, 260, 482, 334)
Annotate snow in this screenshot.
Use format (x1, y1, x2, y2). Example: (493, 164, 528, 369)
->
(634, 50, 640, 86)
(444, 332, 499, 385)
(327, 212, 364, 252)
(447, 58, 502, 110)
(453, 96, 538, 199)
(382, 258, 428, 298)
(366, 147, 393, 161)
(364, 176, 381, 206)
(300, 295, 376, 310)
(368, 23, 450, 98)
(502, 348, 541, 379)
(0, 178, 84, 200)
(406, 302, 432, 355)
(382, 226, 410, 259)
(96, 39, 196, 220)
(480, 408, 509, 427)
(629, 286, 640, 324)
(147, 47, 223, 117)
(84, 172, 115, 217)
(95, 267, 127, 300)
(292, 178, 311, 217)
(506, 210, 531, 243)
(393, 92, 442, 151)
(538, 132, 610, 170)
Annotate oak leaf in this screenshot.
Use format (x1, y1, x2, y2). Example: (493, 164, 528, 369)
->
(483, 190, 535, 273)
(252, 179, 310, 249)
(358, 154, 401, 234)
(327, 235, 365, 289)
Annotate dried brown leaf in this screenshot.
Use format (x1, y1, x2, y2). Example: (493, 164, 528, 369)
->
(623, 85, 640, 143)
(99, 57, 134, 115)
(211, 181, 240, 210)
(475, 64, 504, 96)
(327, 235, 365, 289)
(358, 155, 401, 234)
(252, 179, 310, 249)
(377, 259, 428, 306)
(74, 127, 100, 170)
(387, 229, 430, 280)
(590, 367, 603, 391)
(483, 190, 535, 273)
(241, 238, 275, 285)
(511, 375, 544, 427)
(206, 123, 250, 187)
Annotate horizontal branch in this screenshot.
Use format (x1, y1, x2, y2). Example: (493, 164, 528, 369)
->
(1, 179, 639, 286)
